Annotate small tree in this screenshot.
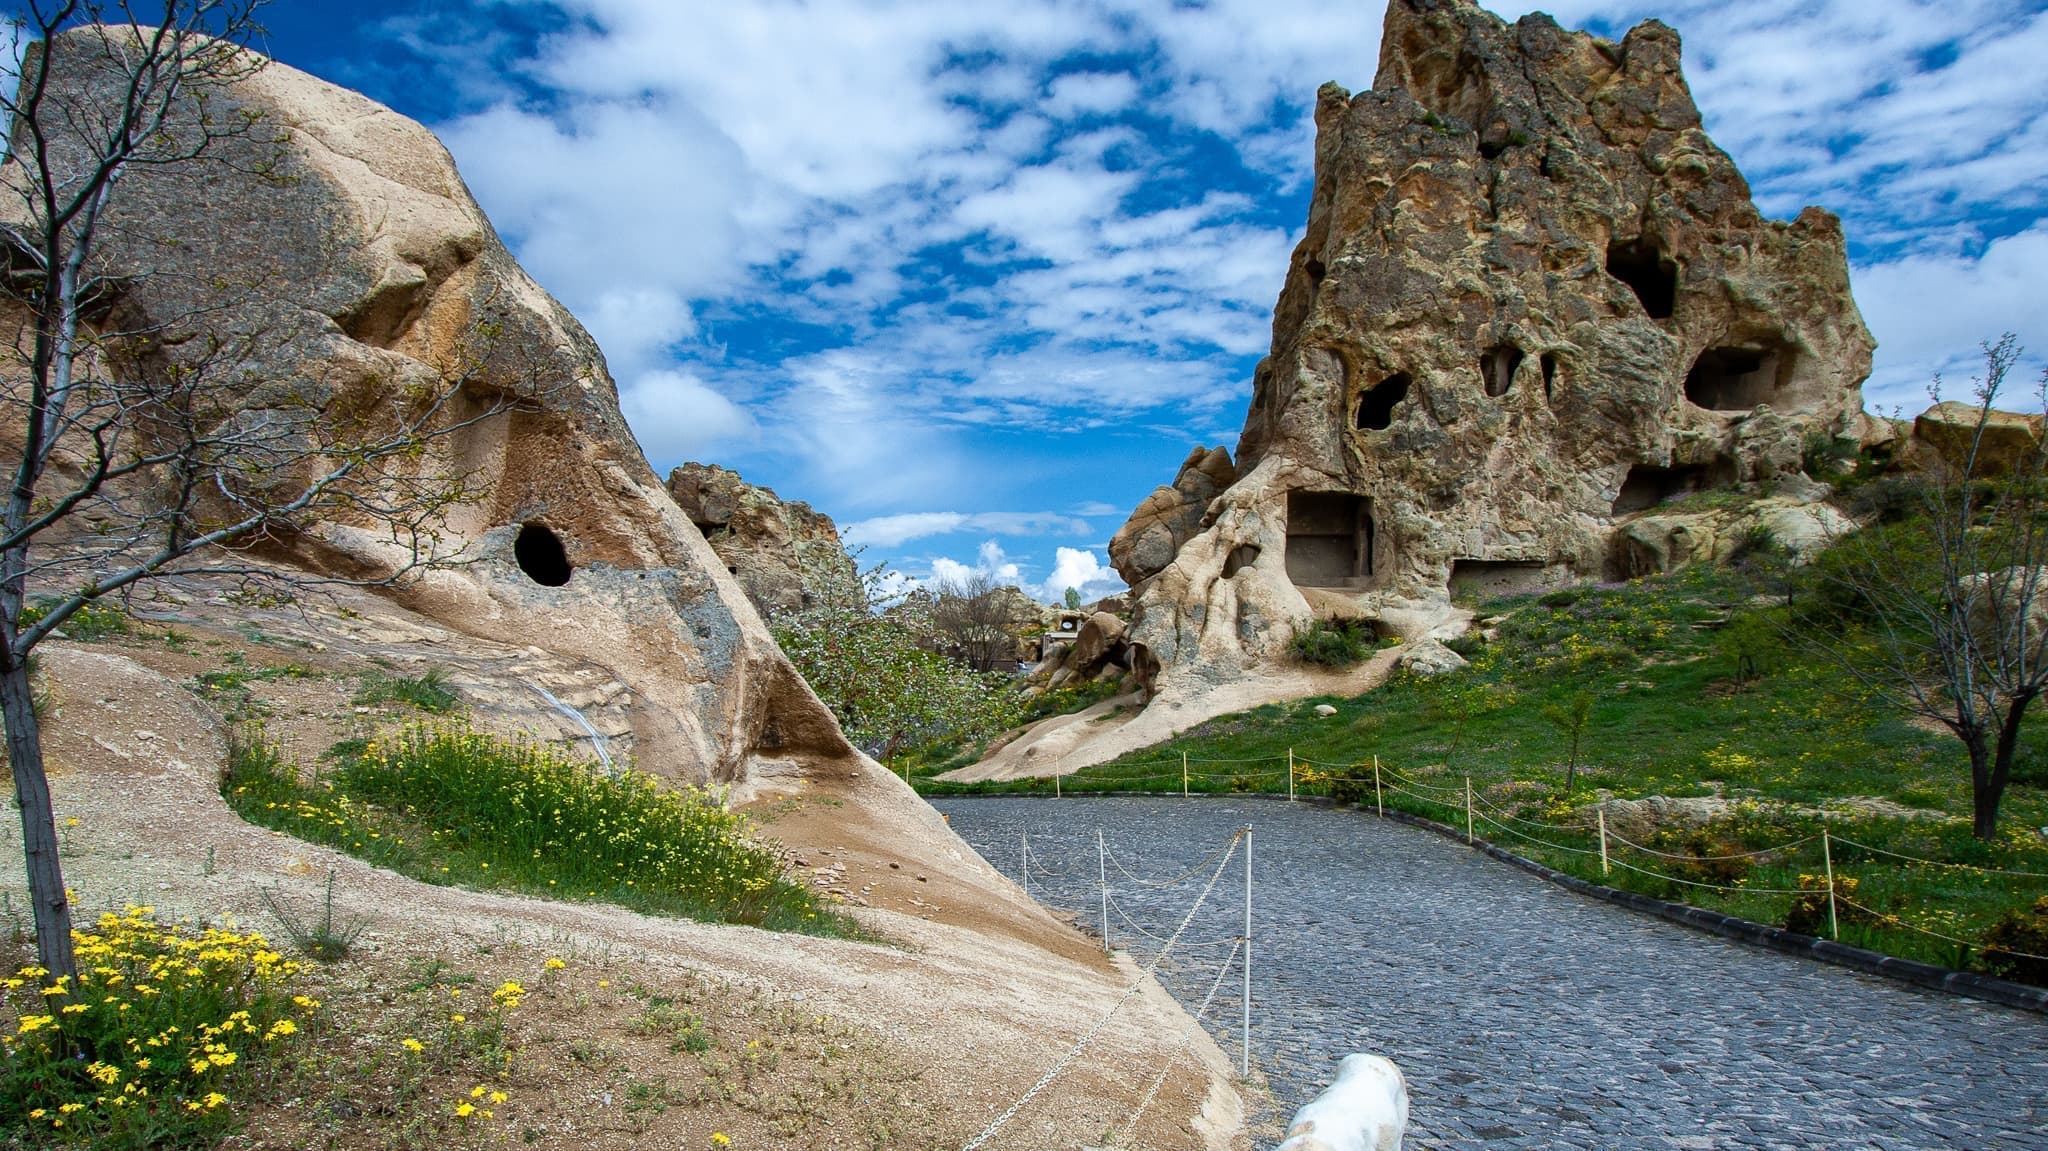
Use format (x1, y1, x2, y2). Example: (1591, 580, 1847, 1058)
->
(1, 4, 538, 981)
(1540, 690, 1593, 792)
(1062, 586, 1082, 610)
(1794, 336, 2048, 840)
(773, 557, 1021, 765)
(929, 570, 1018, 673)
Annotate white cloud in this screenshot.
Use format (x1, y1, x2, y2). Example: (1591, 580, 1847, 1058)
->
(1851, 224, 2048, 412)
(1041, 546, 1125, 602)
(1044, 71, 1140, 118)
(620, 370, 757, 465)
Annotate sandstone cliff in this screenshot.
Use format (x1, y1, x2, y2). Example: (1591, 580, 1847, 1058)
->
(1120, 0, 1874, 697)
(2, 31, 856, 786)
(667, 462, 857, 617)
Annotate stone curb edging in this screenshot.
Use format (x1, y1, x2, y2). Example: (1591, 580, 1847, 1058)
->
(934, 788, 2048, 1015)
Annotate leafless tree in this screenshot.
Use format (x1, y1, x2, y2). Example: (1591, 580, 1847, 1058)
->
(1, 3, 537, 981)
(1795, 336, 2048, 840)
(929, 571, 1020, 673)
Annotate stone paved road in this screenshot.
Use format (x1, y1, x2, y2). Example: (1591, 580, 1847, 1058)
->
(933, 796, 2048, 1150)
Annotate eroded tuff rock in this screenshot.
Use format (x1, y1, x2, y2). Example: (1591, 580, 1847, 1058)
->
(1109, 446, 1239, 585)
(667, 462, 856, 618)
(7, 34, 853, 784)
(1118, 0, 1874, 694)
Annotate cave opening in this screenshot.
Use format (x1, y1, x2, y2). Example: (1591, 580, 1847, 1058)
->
(1606, 237, 1677, 320)
(1355, 372, 1411, 431)
(1611, 464, 1715, 514)
(1449, 560, 1550, 598)
(1481, 345, 1524, 398)
(1285, 492, 1376, 587)
(1684, 345, 1792, 412)
(1305, 257, 1326, 286)
(1222, 544, 1261, 579)
(514, 522, 573, 587)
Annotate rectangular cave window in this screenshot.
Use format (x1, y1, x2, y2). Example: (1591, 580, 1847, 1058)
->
(1355, 372, 1410, 431)
(1285, 491, 1376, 587)
(1448, 560, 1550, 598)
(1612, 463, 1714, 514)
(1606, 237, 1676, 320)
(1684, 345, 1793, 412)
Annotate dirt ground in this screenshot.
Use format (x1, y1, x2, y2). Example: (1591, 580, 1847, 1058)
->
(4, 582, 1251, 1151)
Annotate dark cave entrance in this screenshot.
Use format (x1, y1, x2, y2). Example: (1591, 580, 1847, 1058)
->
(1683, 345, 1795, 412)
(1606, 237, 1677, 320)
(515, 522, 573, 587)
(1482, 345, 1524, 398)
(1285, 491, 1376, 587)
(1355, 373, 1411, 431)
(1611, 464, 1716, 514)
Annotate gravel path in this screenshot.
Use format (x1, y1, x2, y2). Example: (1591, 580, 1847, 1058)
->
(933, 796, 2048, 1151)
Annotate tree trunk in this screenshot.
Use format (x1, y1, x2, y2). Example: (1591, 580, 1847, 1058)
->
(2, 659, 74, 981)
(1981, 695, 2034, 840)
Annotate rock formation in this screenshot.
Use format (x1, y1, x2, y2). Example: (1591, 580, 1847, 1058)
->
(666, 462, 857, 618)
(1117, 0, 1875, 696)
(7, 32, 851, 785)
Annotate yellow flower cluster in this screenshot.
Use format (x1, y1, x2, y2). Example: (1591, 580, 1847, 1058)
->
(0, 905, 314, 1139)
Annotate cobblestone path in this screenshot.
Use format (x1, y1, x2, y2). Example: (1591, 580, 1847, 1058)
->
(933, 796, 2048, 1150)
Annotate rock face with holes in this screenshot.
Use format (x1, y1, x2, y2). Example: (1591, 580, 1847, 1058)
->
(1115, 0, 1874, 698)
(10, 33, 856, 784)
(666, 462, 857, 618)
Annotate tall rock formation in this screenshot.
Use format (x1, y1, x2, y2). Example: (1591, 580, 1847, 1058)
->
(1119, 0, 1873, 695)
(667, 462, 857, 617)
(6, 32, 851, 784)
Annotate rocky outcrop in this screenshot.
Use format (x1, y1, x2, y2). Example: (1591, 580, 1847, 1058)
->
(9, 33, 854, 785)
(1912, 402, 2045, 476)
(1109, 446, 1239, 585)
(1117, 0, 1874, 700)
(666, 462, 857, 617)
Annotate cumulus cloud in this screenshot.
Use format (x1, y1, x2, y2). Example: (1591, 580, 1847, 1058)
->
(620, 370, 758, 464)
(1851, 224, 2048, 410)
(920, 540, 1126, 604)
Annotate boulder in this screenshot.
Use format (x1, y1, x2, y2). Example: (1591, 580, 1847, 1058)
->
(1108, 445, 1238, 585)
(1120, 0, 1872, 705)
(6, 32, 854, 784)
(1912, 402, 2045, 476)
(666, 462, 857, 618)
(1396, 638, 1468, 678)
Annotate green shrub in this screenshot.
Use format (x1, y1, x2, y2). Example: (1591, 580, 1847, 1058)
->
(17, 597, 130, 641)
(0, 905, 315, 1148)
(223, 723, 846, 936)
(1289, 619, 1373, 667)
(353, 666, 460, 713)
(1021, 676, 1124, 724)
(1982, 896, 2048, 986)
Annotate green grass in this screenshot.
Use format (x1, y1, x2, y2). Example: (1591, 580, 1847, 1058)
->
(221, 723, 857, 938)
(919, 565, 2048, 981)
(352, 666, 460, 713)
(17, 596, 131, 641)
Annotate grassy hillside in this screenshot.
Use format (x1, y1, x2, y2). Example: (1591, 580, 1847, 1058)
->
(918, 563, 2048, 982)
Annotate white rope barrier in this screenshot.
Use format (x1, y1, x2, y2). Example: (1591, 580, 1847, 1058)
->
(957, 831, 1245, 1151)
(1105, 838, 1242, 889)
(1834, 893, 2048, 962)
(1598, 822, 1815, 861)
(1827, 834, 2048, 879)
(1113, 937, 1243, 1144)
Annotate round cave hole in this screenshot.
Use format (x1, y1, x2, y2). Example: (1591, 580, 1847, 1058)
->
(514, 523, 572, 587)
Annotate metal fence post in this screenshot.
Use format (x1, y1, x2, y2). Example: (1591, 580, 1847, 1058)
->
(1597, 808, 1610, 876)
(1182, 751, 1189, 798)
(1287, 749, 1296, 801)
(1020, 830, 1029, 899)
(1098, 829, 1111, 952)
(1465, 777, 1474, 845)
(1822, 827, 1840, 941)
(1242, 825, 1252, 1078)
(1373, 755, 1383, 817)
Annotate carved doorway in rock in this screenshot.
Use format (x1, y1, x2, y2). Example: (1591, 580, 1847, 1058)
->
(1285, 491, 1377, 588)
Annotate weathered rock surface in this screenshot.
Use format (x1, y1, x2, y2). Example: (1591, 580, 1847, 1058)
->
(1912, 401, 2045, 476)
(1117, 0, 1873, 704)
(1109, 446, 1239, 585)
(1396, 637, 1468, 678)
(666, 462, 856, 618)
(7, 34, 854, 785)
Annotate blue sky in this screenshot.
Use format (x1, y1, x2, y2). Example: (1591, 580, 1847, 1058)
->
(258, 0, 2048, 603)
